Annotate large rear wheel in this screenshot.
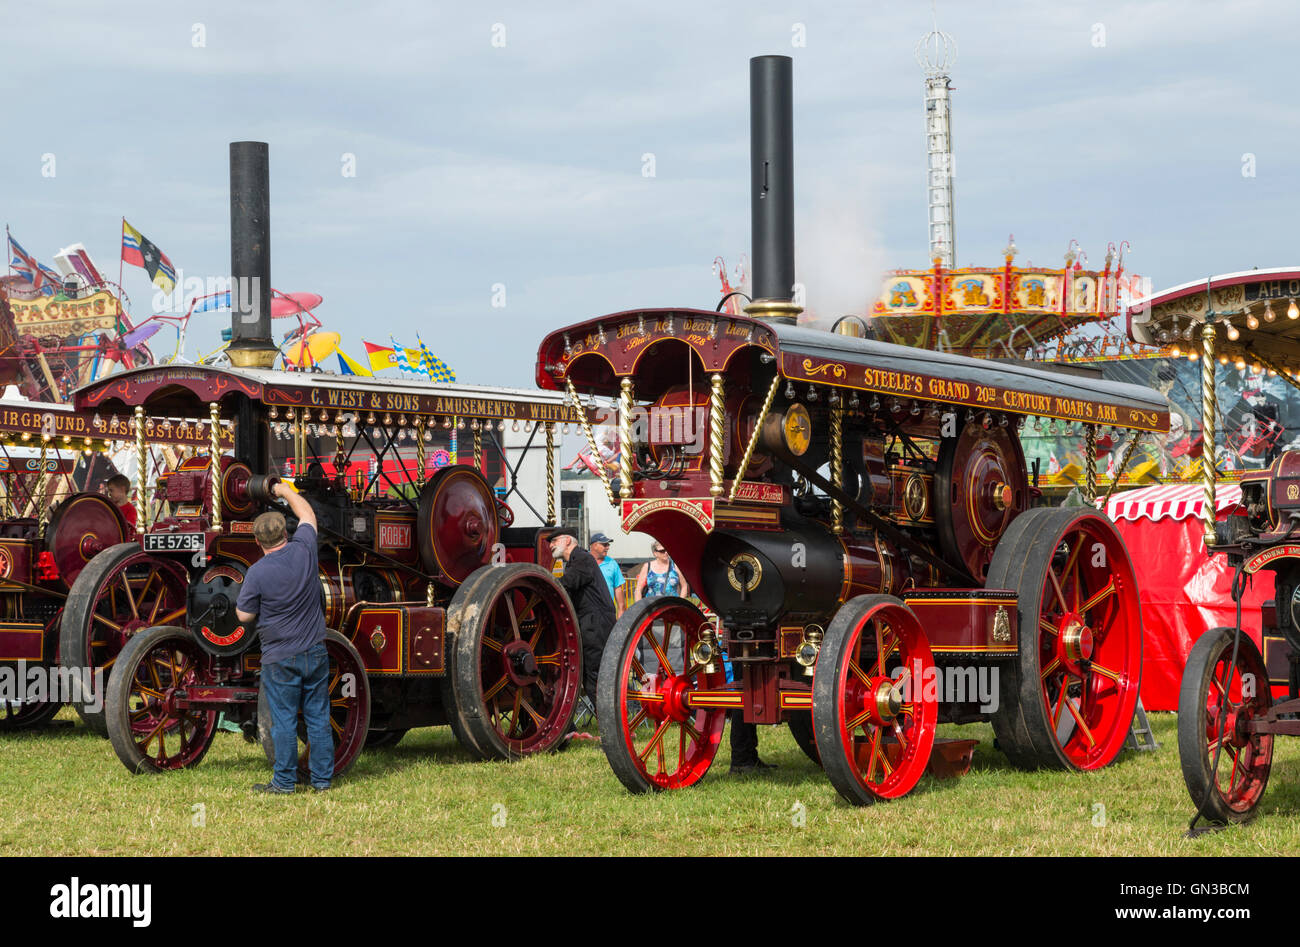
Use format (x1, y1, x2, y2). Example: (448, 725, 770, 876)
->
(985, 507, 1143, 770)
(60, 543, 189, 735)
(447, 563, 582, 760)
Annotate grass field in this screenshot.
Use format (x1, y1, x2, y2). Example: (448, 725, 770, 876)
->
(1, 709, 1298, 856)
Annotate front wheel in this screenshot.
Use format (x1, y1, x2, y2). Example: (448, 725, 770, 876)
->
(105, 624, 219, 773)
(596, 596, 728, 793)
(1178, 627, 1273, 824)
(257, 630, 371, 780)
(813, 595, 937, 805)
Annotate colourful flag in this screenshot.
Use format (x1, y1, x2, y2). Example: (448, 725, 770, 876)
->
(191, 291, 230, 313)
(417, 334, 456, 383)
(336, 348, 373, 376)
(121, 219, 177, 293)
(7, 233, 59, 295)
(390, 335, 418, 375)
(363, 340, 395, 373)
(364, 339, 448, 377)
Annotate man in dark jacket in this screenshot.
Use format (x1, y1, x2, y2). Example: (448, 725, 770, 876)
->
(547, 528, 616, 703)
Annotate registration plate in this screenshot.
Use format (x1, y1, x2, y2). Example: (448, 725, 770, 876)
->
(142, 532, 204, 553)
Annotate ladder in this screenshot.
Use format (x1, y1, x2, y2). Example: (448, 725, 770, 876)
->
(1125, 697, 1159, 751)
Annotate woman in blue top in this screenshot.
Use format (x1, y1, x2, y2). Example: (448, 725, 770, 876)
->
(635, 543, 690, 601)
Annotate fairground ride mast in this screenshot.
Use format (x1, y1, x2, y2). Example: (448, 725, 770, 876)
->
(917, 21, 956, 268)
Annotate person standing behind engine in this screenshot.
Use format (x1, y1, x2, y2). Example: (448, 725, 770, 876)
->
(547, 528, 616, 704)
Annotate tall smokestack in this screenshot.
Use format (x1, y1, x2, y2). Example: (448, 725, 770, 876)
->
(745, 55, 801, 325)
(227, 141, 278, 369)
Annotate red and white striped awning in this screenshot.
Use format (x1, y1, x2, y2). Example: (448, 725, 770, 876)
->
(1103, 482, 1243, 522)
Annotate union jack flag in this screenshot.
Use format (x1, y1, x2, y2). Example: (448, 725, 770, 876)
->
(7, 233, 59, 295)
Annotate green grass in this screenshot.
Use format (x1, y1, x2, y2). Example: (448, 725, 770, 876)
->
(1, 710, 1298, 855)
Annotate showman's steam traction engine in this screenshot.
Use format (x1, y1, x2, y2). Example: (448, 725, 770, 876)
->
(535, 56, 1172, 805)
(60, 142, 586, 776)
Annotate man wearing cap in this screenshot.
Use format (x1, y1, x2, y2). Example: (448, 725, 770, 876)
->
(236, 483, 333, 794)
(547, 529, 616, 704)
(589, 532, 625, 619)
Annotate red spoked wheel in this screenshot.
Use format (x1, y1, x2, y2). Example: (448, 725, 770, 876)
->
(1178, 627, 1273, 824)
(104, 625, 218, 773)
(986, 507, 1142, 770)
(596, 596, 728, 793)
(813, 595, 937, 804)
(258, 629, 371, 779)
(448, 563, 582, 760)
(60, 543, 190, 735)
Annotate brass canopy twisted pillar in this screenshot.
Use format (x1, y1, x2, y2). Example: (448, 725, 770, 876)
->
(545, 422, 556, 526)
(209, 402, 222, 532)
(709, 375, 725, 498)
(134, 405, 148, 531)
(35, 438, 49, 532)
(620, 377, 636, 500)
(416, 417, 427, 483)
(1201, 322, 1218, 549)
(830, 399, 844, 534)
(1084, 424, 1097, 504)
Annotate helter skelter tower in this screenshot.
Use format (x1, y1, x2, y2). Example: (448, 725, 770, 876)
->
(917, 23, 956, 268)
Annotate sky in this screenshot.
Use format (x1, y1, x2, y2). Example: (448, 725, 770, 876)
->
(1, 0, 1297, 387)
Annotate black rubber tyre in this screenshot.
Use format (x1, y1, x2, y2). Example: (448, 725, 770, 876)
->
(1178, 627, 1273, 824)
(105, 625, 218, 774)
(0, 696, 64, 731)
(448, 563, 582, 761)
(985, 506, 1143, 771)
(60, 543, 188, 735)
(440, 568, 494, 760)
(786, 709, 821, 765)
(364, 728, 408, 749)
(257, 629, 371, 780)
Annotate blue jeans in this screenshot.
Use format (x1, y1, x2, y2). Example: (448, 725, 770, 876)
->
(263, 643, 333, 790)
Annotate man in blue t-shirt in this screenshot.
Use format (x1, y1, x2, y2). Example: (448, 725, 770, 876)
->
(589, 532, 624, 619)
(236, 483, 332, 794)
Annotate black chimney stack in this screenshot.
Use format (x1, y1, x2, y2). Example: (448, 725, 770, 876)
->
(227, 141, 278, 369)
(745, 55, 800, 324)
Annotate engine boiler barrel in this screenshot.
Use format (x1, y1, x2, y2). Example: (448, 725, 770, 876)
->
(699, 521, 911, 629)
